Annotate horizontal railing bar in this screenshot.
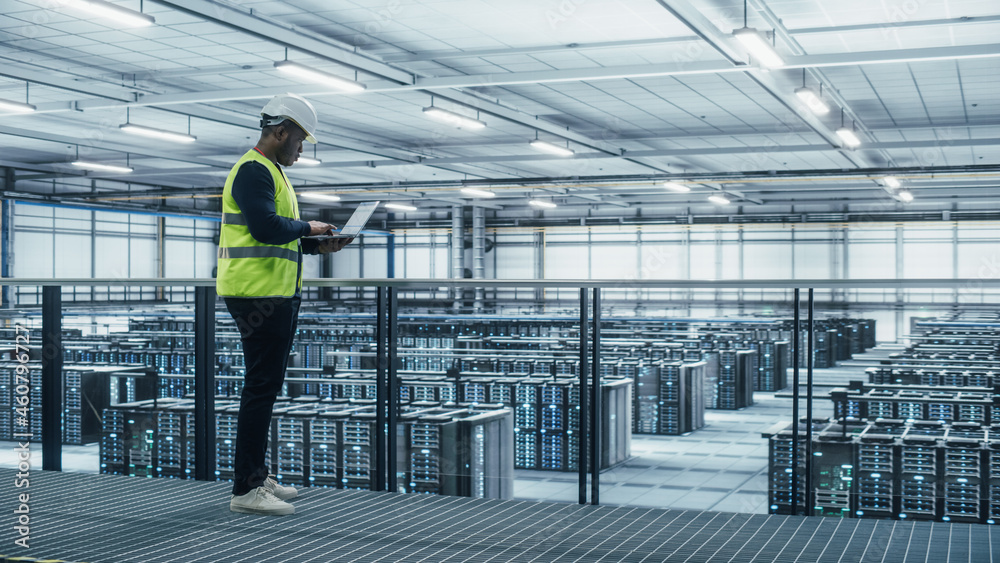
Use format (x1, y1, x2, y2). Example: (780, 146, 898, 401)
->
(1, 277, 999, 289)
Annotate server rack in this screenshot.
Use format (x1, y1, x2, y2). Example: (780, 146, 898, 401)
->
(401, 405, 514, 499)
(715, 350, 755, 410)
(756, 340, 789, 392)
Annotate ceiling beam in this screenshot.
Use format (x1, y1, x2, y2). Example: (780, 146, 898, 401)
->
(18, 43, 997, 114)
(381, 15, 1000, 63)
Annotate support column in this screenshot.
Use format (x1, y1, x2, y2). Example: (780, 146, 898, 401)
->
(451, 205, 464, 311)
(472, 206, 485, 312)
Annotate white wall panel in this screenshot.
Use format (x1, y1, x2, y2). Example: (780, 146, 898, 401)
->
(744, 243, 791, 279)
(495, 245, 534, 279)
(638, 244, 684, 279)
(848, 243, 895, 278)
(129, 237, 156, 278)
(795, 243, 831, 279)
(903, 243, 952, 278)
(95, 236, 128, 278)
(545, 245, 589, 279)
(13, 231, 53, 277)
(591, 244, 637, 280)
(55, 234, 91, 277)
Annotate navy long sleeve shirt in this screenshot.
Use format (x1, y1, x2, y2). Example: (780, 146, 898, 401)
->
(231, 160, 320, 254)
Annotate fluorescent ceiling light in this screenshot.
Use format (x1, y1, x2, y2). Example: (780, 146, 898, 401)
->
(836, 127, 862, 148)
(120, 123, 196, 143)
(71, 160, 133, 173)
(732, 27, 784, 68)
(0, 99, 36, 113)
(663, 182, 691, 192)
(422, 107, 486, 129)
(529, 139, 574, 157)
(896, 190, 914, 203)
(296, 156, 322, 165)
(461, 188, 496, 198)
(794, 87, 830, 115)
(528, 199, 557, 208)
(384, 203, 417, 211)
(882, 176, 901, 188)
(299, 193, 340, 202)
(274, 60, 367, 93)
(708, 195, 731, 205)
(61, 0, 155, 27)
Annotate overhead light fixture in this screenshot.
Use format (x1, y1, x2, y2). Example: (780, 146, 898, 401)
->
(461, 188, 496, 198)
(895, 190, 914, 203)
(732, 27, 784, 68)
(296, 156, 322, 165)
(71, 160, 133, 173)
(528, 199, 557, 208)
(663, 182, 691, 193)
(794, 87, 830, 115)
(0, 99, 36, 113)
(61, 0, 155, 27)
(384, 203, 417, 211)
(882, 176, 901, 188)
(708, 194, 731, 205)
(300, 193, 340, 202)
(836, 127, 862, 148)
(274, 60, 367, 93)
(119, 123, 196, 143)
(529, 139, 574, 157)
(422, 106, 486, 129)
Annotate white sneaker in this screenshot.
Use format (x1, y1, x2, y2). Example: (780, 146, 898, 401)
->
(264, 476, 298, 500)
(230, 486, 294, 516)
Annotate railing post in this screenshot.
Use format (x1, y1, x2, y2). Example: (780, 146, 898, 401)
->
(591, 287, 601, 505)
(387, 287, 399, 492)
(791, 288, 800, 516)
(193, 285, 216, 481)
(578, 287, 589, 504)
(375, 286, 387, 492)
(41, 285, 63, 471)
(805, 288, 815, 514)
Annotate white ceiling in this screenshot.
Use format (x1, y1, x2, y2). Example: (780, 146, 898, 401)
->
(0, 0, 997, 219)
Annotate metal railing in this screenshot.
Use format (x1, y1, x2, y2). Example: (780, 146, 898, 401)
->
(3, 276, 999, 508)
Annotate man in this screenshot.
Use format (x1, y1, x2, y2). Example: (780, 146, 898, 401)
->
(217, 93, 352, 515)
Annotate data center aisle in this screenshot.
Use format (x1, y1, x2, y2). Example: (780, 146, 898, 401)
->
(515, 392, 831, 513)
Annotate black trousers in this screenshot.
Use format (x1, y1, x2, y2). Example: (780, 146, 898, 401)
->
(224, 295, 301, 496)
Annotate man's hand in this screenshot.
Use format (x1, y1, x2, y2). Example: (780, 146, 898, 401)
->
(318, 237, 354, 254)
(307, 220, 334, 235)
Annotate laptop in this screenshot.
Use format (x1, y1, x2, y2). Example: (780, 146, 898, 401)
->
(304, 201, 380, 239)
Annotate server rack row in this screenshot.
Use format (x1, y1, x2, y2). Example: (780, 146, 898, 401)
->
(766, 418, 1000, 524)
(868, 366, 1000, 387)
(100, 397, 515, 499)
(831, 382, 1000, 425)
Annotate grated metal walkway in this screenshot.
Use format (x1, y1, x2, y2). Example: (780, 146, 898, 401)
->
(1, 469, 996, 562)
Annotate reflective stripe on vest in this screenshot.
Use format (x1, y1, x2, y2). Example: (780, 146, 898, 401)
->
(221, 212, 247, 225)
(216, 148, 302, 298)
(218, 246, 299, 262)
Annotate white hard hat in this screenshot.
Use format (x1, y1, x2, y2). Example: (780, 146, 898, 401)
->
(260, 93, 318, 143)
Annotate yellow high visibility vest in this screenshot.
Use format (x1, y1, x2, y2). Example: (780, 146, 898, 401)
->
(216, 148, 302, 298)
